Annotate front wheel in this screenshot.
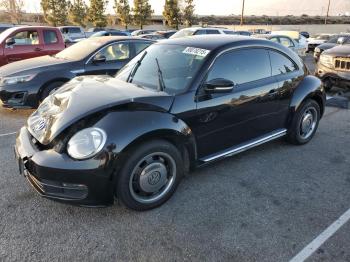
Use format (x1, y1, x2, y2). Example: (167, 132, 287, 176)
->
(40, 81, 66, 102)
(116, 140, 184, 211)
(286, 99, 320, 145)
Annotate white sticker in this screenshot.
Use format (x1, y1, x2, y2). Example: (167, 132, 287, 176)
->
(183, 47, 210, 57)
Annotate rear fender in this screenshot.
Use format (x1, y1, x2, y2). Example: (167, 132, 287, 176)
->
(288, 75, 325, 126)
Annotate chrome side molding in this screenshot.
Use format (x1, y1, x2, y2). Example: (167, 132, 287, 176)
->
(201, 129, 287, 162)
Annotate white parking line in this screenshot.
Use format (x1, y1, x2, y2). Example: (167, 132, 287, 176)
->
(290, 208, 350, 262)
(0, 132, 16, 137)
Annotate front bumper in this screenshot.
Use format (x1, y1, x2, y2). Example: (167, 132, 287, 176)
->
(315, 63, 350, 86)
(15, 127, 115, 206)
(0, 82, 41, 109)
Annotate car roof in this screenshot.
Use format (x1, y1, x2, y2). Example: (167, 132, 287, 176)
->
(156, 35, 277, 51)
(87, 36, 154, 44)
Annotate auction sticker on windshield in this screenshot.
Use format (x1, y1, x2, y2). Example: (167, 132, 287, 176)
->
(183, 47, 210, 57)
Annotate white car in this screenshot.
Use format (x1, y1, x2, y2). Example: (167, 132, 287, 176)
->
(58, 26, 86, 42)
(271, 31, 307, 56)
(170, 27, 236, 38)
(307, 34, 333, 52)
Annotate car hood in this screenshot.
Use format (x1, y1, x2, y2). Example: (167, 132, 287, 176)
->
(0, 55, 72, 76)
(317, 43, 336, 51)
(323, 45, 350, 56)
(27, 75, 174, 145)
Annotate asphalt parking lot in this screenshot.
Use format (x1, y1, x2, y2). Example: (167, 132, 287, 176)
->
(1, 56, 350, 262)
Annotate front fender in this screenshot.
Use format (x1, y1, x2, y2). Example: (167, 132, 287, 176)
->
(95, 110, 196, 167)
(289, 75, 325, 117)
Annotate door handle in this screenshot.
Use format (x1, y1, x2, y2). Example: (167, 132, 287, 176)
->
(34, 47, 42, 51)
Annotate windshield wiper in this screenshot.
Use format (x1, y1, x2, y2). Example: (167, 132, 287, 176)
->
(155, 58, 166, 92)
(127, 51, 147, 83)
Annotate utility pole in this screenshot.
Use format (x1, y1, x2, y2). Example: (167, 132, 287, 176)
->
(240, 0, 245, 26)
(325, 0, 331, 24)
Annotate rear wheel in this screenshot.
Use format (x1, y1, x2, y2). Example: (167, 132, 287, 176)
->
(40, 81, 66, 102)
(116, 140, 184, 211)
(286, 99, 320, 145)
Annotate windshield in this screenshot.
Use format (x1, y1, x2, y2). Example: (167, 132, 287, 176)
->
(54, 38, 105, 60)
(170, 29, 196, 39)
(116, 44, 209, 94)
(316, 35, 330, 40)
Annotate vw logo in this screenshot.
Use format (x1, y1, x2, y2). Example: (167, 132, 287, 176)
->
(148, 171, 161, 185)
(34, 118, 46, 131)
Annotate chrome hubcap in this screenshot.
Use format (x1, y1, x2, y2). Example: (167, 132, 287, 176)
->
(129, 152, 176, 204)
(299, 107, 317, 139)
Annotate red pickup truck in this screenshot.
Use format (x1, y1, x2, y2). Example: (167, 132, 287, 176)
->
(0, 26, 65, 66)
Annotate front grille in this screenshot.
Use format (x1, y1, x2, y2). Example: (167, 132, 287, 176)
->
(334, 57, 350, 71)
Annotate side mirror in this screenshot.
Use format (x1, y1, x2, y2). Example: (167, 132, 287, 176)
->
(205, 78, 234, 93)
(5, 37, 15, 47)
(337, 37, 345, 45)
(92, 54, 106, 64)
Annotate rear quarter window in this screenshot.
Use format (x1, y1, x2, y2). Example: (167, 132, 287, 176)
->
(269, 50, 297, 76)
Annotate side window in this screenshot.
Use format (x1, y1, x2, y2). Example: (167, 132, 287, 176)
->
(96, 42, 130, 62)
(10, 30, 39, 45)
(207, 49, 271, 85)
(69, 27, 82, 34)
(194, 29, 207, 35)
(269, 50, 297, 76)
(269, 37, 279, 43)
(206, 30, 220, 34)
(280, 37, 294, 47)
(134, 42, 151, 54)
(43, 30, 58, 44)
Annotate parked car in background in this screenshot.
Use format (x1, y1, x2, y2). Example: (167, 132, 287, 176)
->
(300, 31, 310, 39)
(314, 34, 350, 62)
(0, 37, 154, 108)
(58, 26, 86, 42)
(170, 27, 235, 38)
(307, 33, 333, 52)
(315, 44, 350, 91)
(0, 24, 14, 33)
(90, 31, 129, 37)
(0, 26, 65, 66)
(85, 27, 106, 37)
(155, 30, 177, 38)
(248, 28, 267, 34)
(139, 33, 165, 40)
(14, 35, 325, 210)
(131, 29, 156, 36)
(271, 31, 307, 56)
(255, 34, 306, 57)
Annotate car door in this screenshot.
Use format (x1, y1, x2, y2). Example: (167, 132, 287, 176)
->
(84, 41, 132, 76)
(192, 48, 283, 158)
(3, 29, 44, 63)
(42, 29, 63, 56)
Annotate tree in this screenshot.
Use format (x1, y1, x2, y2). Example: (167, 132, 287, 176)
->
(114, 0, 132, 29)
(132, 0, 153, 29)
(68, 0, 88, 27)
(182, 0, 195, 27)
(41, 0, 68, 26)
(163, 0, 181, 29)
(0, 0, 24, 24)
(88, 0, 108, 27)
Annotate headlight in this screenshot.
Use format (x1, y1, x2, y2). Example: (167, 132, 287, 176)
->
(1, 74, 36, 85)
(67, 128, 107, 160)
(319, 54, 333, 68)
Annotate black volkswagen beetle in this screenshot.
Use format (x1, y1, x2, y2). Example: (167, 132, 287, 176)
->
(15, 35, 325, 210)
(0, 36, 153, 108)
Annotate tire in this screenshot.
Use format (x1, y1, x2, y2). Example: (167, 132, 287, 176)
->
(40, 81, 66, 102)
(116, 140, 184, 211)
(286, 99, 320, 145)
(323, 78, 333, 92)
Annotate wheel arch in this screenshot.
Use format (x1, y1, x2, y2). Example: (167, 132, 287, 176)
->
(288, 75, 325, 127)
(37, 77, 72, 100)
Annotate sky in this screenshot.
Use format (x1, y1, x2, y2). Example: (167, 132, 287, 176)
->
(24, 0, 350, 16)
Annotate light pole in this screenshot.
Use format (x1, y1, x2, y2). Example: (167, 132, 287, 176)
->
(240, 0, 245, 26)
(325, 0, 331, 24)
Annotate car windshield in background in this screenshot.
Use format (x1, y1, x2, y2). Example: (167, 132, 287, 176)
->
(54, 38, 105, 60)
(116, 44, 209, 94)
(316, 35, 330, 40)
